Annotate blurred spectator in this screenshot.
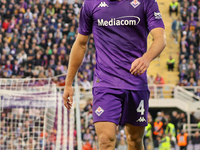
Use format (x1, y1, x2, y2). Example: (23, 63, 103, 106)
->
(148, 75, 155, 84)
(179, 113, 187, 130)
(153, 117, 164, 140)
(188, 69, 196, 80)
(84, 99, 92, 112)
(46, 3, 55, 16)
(18, 67, 25, 78)
(198, 120, 200, 129)
(62, 65, 68, 74)
(93, 135, 99, 150)
(154, 135, 160, 150)
(38, 71, 46, 78)
(194, 88, 200, 97)
(187, 78, 197, 86)
(167, 55, 175, 71)
(49, 60, 56, 70)
(25, 67, 33, 78)
(192, 131, 200, 149)
(158, 134, 171, 150)
(169, 0, 178, 16)
(190, 112, 196, 123)
(45, 67, 55, 77)
(2, 19, 9, 30)
(171, 17, 182, 43)
(154, 74, 165, 98)
(177, 130, 188, 150)
(179, 69, 187, 82)
(179, 59, 188, 73)
(83, 128, 91, 142)
(0, 54, 6, 66)
(165, 120, 176, 140)
(169, 133, 176, 150)
(144, 119, 152, 150)
(35, 54, 42, 67)
(3, 67, 12, 78)
(42, 55, 49, 69)
(82, 140, 92, 150)
(117, 136, 127, 150)
(4, 60, 12, 70)
(80, 78, 91, 92)
(188, 3, 198, 16)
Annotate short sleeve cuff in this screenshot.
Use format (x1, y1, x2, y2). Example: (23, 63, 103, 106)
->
(148, 24, 165, 32)
(78, 28, 92, 36)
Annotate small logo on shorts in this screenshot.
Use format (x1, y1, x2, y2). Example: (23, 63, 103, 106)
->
(96, 79, 100, 83)
(95, 106, 104, 116)
(136, 117, 146, 122)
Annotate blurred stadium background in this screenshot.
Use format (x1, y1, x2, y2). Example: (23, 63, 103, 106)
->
(0, 0, 200, 149)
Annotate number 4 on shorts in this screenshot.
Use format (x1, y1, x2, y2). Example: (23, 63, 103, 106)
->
(136, 100, 145, 115)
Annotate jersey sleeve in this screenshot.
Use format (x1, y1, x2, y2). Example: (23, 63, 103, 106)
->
(78, 1, 93, 35)
(144, 0, 165, 32)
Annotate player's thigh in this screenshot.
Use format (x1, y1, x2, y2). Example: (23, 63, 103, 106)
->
(94, 122, 117, 142)
(125, 123, 145, 142)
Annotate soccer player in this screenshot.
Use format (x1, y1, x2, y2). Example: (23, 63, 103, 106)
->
(63, 0, 166, 149)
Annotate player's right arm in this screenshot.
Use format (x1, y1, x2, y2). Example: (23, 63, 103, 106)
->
(63, 0, 93, 109)
(63, 34, 89, 109)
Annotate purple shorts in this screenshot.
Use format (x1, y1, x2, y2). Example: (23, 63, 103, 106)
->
(92, 87, 150, 126)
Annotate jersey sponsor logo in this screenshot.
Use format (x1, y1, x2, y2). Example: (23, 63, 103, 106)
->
(97, 16, 140, 27)
(136, 117, 146, 122)
(95, 106, 104, 116)
(154, 12, 162, 19)
(98, 2, 109, 7)
(130, 0, 140, 8)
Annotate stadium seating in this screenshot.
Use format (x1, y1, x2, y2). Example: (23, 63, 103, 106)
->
(148, 0, 179, 85)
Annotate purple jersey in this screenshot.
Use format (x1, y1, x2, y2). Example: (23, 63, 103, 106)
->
(79, 0, 165, 90)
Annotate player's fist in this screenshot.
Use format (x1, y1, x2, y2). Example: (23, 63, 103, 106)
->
(63, 86, 74, 109)
(130, 57, 150, 76)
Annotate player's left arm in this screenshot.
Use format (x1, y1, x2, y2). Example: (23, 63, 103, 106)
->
(130, 0, 166, 75)
(130, 27, 166, 75)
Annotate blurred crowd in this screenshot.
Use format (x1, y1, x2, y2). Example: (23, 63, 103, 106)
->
(0, 108, 52, 149)
(148, 74, 165, 99)
(80, 100, 200, 150)
(0, 0, 96, 88)
(1, 0, 200, 149)
(144, 111, 200, 150)
(171, 0, 200, 87)
(1, 101, 200, 150)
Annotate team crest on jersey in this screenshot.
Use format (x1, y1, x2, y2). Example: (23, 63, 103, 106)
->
(95, 106, 104, 116)
(130, 0, 140, 8)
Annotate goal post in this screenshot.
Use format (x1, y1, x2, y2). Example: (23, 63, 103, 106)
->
(0, 78, 76, 150)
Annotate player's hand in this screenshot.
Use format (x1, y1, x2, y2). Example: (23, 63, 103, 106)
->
(130, 57, 150, 76)
(63, 85, 74, 109)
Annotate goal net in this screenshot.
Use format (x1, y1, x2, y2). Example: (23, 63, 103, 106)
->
(0, 78, 74, 150)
